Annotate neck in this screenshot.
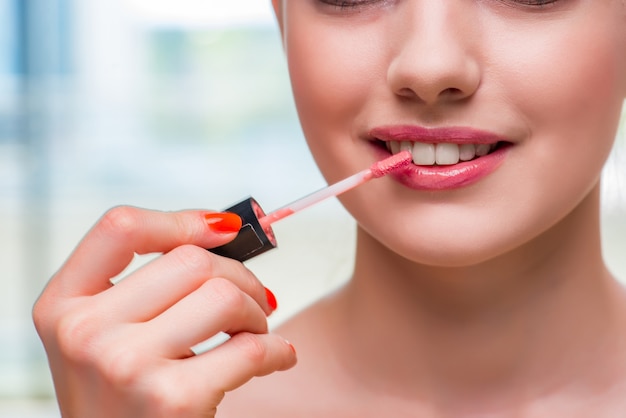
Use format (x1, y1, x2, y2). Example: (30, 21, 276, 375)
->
(332, 185, 624, 409)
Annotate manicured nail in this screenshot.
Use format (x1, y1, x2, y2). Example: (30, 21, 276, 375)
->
(204, 212, 242, 234)
(265, 287, 278, 312)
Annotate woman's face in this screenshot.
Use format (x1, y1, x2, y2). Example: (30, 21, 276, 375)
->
(273, 0, 626, 266)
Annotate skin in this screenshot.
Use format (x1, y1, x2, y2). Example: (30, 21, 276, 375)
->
(33, 0, 626, 417)
(33, 208, 297, 418)
(222, 0, 626, 416)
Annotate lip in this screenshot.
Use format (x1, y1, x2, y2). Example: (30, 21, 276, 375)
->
(368, 125, 511, 191)
(369, 125, 505, 144)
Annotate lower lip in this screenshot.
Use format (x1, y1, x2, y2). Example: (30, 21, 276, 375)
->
(373, 145, 510, 191)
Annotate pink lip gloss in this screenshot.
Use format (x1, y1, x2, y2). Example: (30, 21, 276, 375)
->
(210, 151, 412, 262)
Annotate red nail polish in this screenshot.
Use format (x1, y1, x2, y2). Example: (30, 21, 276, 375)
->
(288, 341, 296, 355)
(205, 212, 242, 234)
(265, 287, 278, 312)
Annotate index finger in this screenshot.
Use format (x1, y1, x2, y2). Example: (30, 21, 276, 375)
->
(48, 206, 242, 297)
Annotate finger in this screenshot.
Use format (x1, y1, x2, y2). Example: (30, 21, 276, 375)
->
(100, 245, 275, 321)
(49, 207, 242, 297)
(142, 278, 270, 358)
(172, 332, 297, 395)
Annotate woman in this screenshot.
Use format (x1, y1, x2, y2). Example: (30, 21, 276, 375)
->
(33, 0, 626, 416)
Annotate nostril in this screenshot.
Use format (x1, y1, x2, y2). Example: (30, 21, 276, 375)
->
(441, 87, 463, 97)
(395, 85, 470, 105)
(397, 87, 418, 99)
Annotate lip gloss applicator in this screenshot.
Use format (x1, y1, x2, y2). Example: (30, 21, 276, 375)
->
(210, 150, 413, 262)
(191, 150, 413, 355)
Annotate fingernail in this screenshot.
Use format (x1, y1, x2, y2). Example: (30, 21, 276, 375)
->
(204, 212, 242, 234)
(286, 340, 296, 355)
(265, 287, 278, 312)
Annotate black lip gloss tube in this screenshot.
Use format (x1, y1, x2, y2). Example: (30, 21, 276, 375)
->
(208, 152, 414, 262)
(209, 197, 277, 262)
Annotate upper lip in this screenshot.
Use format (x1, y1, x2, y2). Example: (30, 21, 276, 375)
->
(368, 125, 506, 145)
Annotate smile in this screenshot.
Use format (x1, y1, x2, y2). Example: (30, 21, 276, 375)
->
(385, 141, 500, 166)
(368, 125, 512, 190)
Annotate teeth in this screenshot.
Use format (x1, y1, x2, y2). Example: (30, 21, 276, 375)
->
(400, 141, 413, 153)
(459, 144, 476, 161)
(385, 141, 498, 166)
(475, 143, 491, 157)
(412, 142, 436, 165)
(435, 143, 460, 165)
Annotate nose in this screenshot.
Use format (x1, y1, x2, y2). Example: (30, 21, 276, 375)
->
(387, 2, 481, 106)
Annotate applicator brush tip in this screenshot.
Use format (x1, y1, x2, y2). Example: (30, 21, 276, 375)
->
(370, 150, 413, 178)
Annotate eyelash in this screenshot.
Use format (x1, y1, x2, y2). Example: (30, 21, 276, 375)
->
(499, 0, 560, 6)
(317, 0, 389, 9)
(318, 0, 561, 9)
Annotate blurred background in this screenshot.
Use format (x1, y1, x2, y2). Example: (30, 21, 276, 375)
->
(0, 1, 624, 416)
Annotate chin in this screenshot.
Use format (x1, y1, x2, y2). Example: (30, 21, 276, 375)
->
(392, 237, 515, 268)
(359, 218, 531, 269)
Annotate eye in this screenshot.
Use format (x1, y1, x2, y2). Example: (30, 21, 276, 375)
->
(500, 0, 561, 7)
(319, 0, 561, 7)
(516, 0, 558, 4)
(317, 0, 386, 10)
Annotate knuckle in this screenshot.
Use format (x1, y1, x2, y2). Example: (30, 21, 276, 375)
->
(231, 332, 268, 365)
(205, 278, 248, 317)
(146, 378, 198, 416)
(235, 265, 265, 299)
(32, 275, 67, 336)
(31, 298, 50, 335)
(98, 345, 145, 388)
(54, 308, 101, 364)
(98, 206, 142, 240)
(170, 244, 215, 274)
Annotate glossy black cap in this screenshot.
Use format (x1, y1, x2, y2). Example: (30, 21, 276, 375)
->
(209, 197, 277, 262)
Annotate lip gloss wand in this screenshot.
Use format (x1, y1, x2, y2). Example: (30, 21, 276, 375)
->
(210, 150, 413, 262)
(190, 150, 413, 355)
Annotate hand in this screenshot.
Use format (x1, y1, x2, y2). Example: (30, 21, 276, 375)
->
(32, 206, 296, 418)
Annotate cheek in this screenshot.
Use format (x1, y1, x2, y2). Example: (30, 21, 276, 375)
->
(286, 26, 380, 112)
(285, 23, 383, 171)
(462, 14, 626, 259)
(496, 17, 625, 187)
